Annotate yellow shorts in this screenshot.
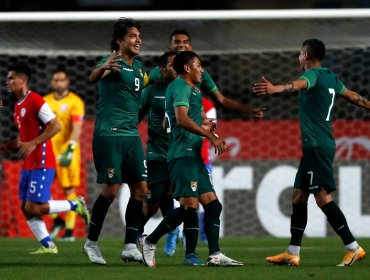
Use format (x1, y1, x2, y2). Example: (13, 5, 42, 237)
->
(56, 158, 80, 188)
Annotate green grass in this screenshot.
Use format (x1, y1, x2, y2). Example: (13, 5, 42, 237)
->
(0, 237, 369, 280)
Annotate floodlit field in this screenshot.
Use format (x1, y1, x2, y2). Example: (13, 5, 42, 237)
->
(0, 237, 368, 280)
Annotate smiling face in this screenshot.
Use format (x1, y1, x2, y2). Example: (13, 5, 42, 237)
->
(117, 27, 142, 58)
(187, 57, 203, 84)
(168, 33, 192, 52)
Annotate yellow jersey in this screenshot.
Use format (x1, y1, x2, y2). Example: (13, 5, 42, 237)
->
(43, 92, 84, 156)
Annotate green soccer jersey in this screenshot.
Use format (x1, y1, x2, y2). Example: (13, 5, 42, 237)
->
(298, 67, 346, 148)
(165, 78, 203, 160)
(149, 66, 218, 95)
(93, 55, 145, 137)
(140, 82, 169, 161)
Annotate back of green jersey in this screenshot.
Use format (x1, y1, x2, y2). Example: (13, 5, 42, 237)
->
(298, 67, 346, 147)
(94, 56, 145, 137)
(165, 78, 203, 160)
(141, 82, 169, 161)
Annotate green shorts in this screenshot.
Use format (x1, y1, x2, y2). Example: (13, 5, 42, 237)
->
(169, 156, 214, 199)
(294, 146, 336, 193)
(145, 160, 171, 203)
(93, 136, 147, 184)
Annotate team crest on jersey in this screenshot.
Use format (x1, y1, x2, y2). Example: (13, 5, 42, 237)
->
(190, 181, 198, 192)
(138, 68, 143, 77)
(20, 108, 26, 117)
(146, 191, 152, 200)
(107, 168, 115, 179)
(60, 104, 68, 112)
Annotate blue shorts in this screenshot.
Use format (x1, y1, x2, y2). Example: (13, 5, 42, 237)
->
(19, 168, 55, 203)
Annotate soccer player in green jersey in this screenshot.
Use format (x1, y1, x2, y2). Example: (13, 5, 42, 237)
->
(142, 51, 243, 268)
(83, 18, 148, 265)
(149, 29, 265, 118)
(253, 38, 370, 267)
(139, 51, 179, 255)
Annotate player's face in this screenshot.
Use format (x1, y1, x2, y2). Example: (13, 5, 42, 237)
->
(168, 34, 192, 52)
(163, 54, 177, 81)
(188, 57, 203, 84)
(51, 72, 69, 95)
(118, 27, 142, 57)
(6, 71, 25, 94)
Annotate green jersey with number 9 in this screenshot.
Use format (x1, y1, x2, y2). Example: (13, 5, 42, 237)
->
(298, 67, 346, 148)
(93, 55, 145, 137)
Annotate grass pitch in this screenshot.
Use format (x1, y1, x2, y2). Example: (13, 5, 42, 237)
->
(0, 237, 368, 280)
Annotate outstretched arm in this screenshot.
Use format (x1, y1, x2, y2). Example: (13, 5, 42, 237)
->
(253, 77, 307, 95)
(212, 90, 265, 119)
(342, 89, 370, 109)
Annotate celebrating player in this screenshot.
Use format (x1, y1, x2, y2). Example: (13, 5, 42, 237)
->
(253, 38, 369, 266)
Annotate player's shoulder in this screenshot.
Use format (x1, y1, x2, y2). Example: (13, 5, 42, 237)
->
(43, 92, 53, 101)
(68, 92, 84, 102)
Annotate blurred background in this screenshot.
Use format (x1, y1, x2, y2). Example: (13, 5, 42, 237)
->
(0, 2, 369, 239)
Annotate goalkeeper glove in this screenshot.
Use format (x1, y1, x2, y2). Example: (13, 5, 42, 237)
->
(59, 141, 77, 167)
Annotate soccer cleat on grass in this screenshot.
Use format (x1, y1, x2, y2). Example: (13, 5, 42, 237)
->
(337, 246, 366, 267)
(30, 245, 58, 255)
(164, 227, 179, 256)
(121, 247, 143, 263)
(141, 235, 156, 268)
(206, 252, 244, 266)
(266, 251, 300, 266)
(83, 241, 107, 265)
(74, 196, 91, 225)
(183, 253, 204, 266)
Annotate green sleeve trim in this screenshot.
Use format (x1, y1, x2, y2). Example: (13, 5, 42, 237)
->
(338, 85, 346, 95)
(174, 102, 189, 107)
(208, 86, 218, 94)
(300, 76, 310, 90)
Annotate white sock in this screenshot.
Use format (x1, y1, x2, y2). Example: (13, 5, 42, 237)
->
(27, 217, 49, 241)
(48, 200, 72, 214)
(345, 241, 359, 251)
(288, 245, 300, 255)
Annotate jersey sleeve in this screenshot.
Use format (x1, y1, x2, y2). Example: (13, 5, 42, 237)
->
(38, 102, 56, 124)
(335, 77, 346, 96)
(149, 66, 163, 82)
(71, 95, 85, 123)
(200, 70, 218, 95)
(299, 69, 318, 91)
(173, 86, 191, 108)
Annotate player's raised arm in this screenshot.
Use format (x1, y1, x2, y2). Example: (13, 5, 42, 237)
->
(90, 50, 121, 82)
(341, 88, 370, 109)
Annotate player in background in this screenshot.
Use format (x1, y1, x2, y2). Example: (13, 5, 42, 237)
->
(83, 18, 148, 265)
(0, 63, 90, 254)
(149, 29, 265, 119)
(44, 68, 85, 241)
(139, 51, 178, 256)
(253, 38, 369, 267)
(142, 51, 243, 268)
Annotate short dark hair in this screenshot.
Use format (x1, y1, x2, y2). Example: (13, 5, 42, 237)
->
(52, 66, 68, 77)
(302, 39, 325, 61)
(8, 62, 31, 81)
(169, 29, 191, 43)
(158, 51, 177, 68)
(173, 51, 200, 74)
(111, 18, 140, 51)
